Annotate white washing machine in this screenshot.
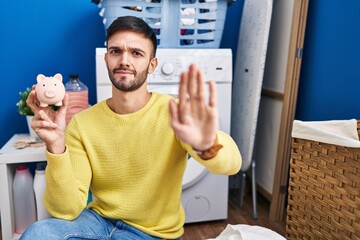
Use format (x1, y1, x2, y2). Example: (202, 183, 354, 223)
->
(95, 48, 233, 223)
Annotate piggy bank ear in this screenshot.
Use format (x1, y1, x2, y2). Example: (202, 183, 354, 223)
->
(36, 74, 46, 83)
(54, 73, 63, 82)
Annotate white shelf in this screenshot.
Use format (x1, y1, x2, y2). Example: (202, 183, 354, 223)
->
(0, 134, 46, 240)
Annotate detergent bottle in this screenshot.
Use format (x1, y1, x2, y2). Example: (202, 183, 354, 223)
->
(13, 165, 37, 234)
(65, 74, 88, 125)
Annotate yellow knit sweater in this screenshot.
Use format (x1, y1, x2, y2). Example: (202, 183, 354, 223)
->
(44, 92, 241, 239)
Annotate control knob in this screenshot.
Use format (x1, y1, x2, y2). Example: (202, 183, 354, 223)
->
(161, 62, 175, 75)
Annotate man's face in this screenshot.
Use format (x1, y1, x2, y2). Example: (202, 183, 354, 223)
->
(105, 30, 157, 92)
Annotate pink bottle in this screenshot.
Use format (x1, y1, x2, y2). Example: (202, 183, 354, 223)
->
(65, 74, 88, 125)
(13, 165, 37, 234)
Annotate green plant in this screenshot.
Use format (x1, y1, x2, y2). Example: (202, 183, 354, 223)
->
(16, 87, 34, 116)
(16, 87, 61, 116)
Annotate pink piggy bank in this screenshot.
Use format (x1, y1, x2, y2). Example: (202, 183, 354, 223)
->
(35, 73, 66, 107)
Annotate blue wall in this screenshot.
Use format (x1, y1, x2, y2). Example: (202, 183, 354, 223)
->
(296, 0, 360, 121)
(0, 0, 243, 147)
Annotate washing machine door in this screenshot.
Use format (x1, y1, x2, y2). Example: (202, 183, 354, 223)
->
(182, 155, 208, 190)
(147, 85, 209, 190)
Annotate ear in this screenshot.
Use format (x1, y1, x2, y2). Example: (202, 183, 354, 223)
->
(104, 52, 108, 65)
(36, 74, 46, 83)
(148, 57, 158, 74)
(54, 73, 63, 82)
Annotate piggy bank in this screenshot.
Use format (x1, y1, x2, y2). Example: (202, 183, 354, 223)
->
(35, 73, 66, 107)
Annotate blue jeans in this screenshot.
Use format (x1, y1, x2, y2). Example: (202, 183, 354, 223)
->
(20, 209, 178, 240)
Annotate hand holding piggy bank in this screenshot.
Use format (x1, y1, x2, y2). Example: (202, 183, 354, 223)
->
(35, 73, 66, 107)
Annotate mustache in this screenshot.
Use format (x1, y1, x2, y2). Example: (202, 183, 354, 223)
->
(113, 67, 136, 75)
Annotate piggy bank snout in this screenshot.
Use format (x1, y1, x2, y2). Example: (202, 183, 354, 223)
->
(45, 90, 56, 98)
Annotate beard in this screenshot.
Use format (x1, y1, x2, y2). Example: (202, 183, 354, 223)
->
(107, 64, 149, 92)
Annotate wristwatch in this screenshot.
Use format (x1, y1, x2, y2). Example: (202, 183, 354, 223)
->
(193, 135, 223, 160)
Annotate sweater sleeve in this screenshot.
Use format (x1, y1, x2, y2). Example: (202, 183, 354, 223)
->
(43, 121, 92, 220)
(186, 130, 242, 175)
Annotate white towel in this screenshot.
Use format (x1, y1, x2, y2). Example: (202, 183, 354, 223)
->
(207, 224, 285, 240)
(180, 8, 196, 26)
(292, 119, 360, 148)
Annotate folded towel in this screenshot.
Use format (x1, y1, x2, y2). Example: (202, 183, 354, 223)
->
(292, 119, 360, 148)
(207, 224, 285, 240)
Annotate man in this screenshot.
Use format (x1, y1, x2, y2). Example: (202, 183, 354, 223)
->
(21, 16, 241, 239)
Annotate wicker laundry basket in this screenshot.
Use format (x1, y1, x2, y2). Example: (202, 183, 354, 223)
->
(286, 120, 360, 239)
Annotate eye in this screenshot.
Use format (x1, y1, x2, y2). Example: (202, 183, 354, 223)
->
(42, 84, 45, 87)
(54, 83, 57, 86)
(110, 49, 120, 54)
(132, 51, 142, 57)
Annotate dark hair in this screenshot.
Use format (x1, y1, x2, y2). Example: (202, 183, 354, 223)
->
(106, 16, 157, 57)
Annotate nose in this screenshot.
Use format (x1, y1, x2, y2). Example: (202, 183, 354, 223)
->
(118, 51, 130, 66)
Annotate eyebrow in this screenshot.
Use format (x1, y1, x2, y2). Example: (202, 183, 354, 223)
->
(128, 46, 146, 55)
(108, 46, 146, 55)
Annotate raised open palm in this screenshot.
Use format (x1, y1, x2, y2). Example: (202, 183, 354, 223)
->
(169, 64, 218, 151)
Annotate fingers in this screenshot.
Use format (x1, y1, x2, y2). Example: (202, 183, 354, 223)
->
(169, 99, 180, 126)
(196, 68, 205, 103)
(38, 110, 55, 124)
(187, 64, 206, 101)
(33, 110, 57, 128)
(169, 99, 178, 118)
(26, 87, 40, 113)
(188, 64, 198, 98)
(57, 93, 69, 115)
(180, 64, 206, 101)
(63, 93, 69, 108)
(176, 63, 216, 115)
(178, 71, 188, 105)
(208, 80, 217, 108)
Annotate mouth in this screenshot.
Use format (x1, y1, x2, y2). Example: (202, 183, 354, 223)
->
(113, 68, 135, 75)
